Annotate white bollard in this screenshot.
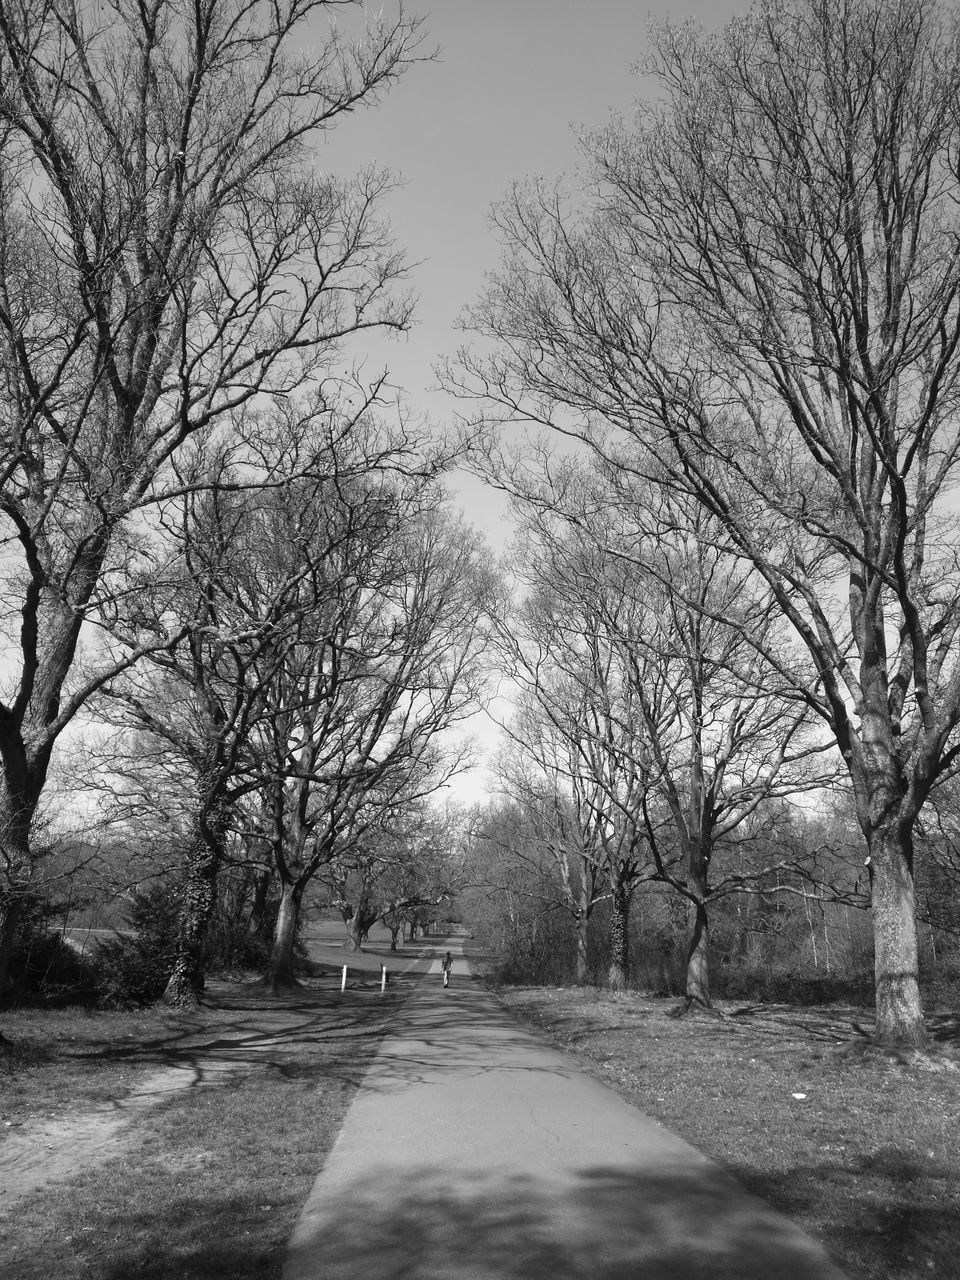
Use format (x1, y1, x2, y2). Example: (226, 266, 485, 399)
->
(341, 965, 348, 993)
(380, 965, 387, 992)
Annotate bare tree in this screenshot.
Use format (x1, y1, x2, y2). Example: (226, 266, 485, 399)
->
(494, 471, 828, 1004)
(492, 750, 604, 984)
(496, 530, 664, 990)
(461, 799, 582, 984)
(255, 500, 496, 988)
(99, 440, 353, 1005)
(326, 800, 464, 953)
(0, 0, 424, 1003)
(449, 0, 960, 1046)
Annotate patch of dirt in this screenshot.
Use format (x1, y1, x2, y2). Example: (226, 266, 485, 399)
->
(0, 1062, 203, 1208)
(0, 975, 406, 1211)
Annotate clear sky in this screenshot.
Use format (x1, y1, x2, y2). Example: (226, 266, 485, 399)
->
(317, 2, 752, 798)
(318, 0, 750, 541)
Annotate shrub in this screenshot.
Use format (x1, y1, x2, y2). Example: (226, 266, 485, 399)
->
(6, 915, 98, 1005)
(94, 884, 180, 1008)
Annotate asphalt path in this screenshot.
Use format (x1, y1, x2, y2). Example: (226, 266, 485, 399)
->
(283, 938, 848, 1280)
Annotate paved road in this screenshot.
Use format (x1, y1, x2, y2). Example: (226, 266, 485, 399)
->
(284, 941, 848, 1280)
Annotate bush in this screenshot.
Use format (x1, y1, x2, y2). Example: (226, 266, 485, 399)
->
(6, 922, 98, 1005)
(94, 884, 180, 1008)
(713, 962, 875, 1006)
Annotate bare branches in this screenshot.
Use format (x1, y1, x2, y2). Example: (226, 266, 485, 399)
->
(450, 0, 958, 1044)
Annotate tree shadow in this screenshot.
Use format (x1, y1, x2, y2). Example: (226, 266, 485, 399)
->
(53, 982, 406, 1093)
(281, 1162, 848, 1280)
(729, 1144, 956, 1277)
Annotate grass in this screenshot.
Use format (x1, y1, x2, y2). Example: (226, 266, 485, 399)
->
(0, 978, 401, 1280)
(1, 1006, 209, 1125)
(498, 987, 960, 1280)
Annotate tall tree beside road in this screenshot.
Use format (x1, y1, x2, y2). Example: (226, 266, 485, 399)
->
(257, 500, 496, 987)
(97, 428, 385, 1006)
(0, 0, 423, 1003)
(496, 501, 670, 990)
(97, 417, 475, 1005)
(450, 0, 960, 1047)
(492, 754, 604, 985)
(497, 472, 827, 1004)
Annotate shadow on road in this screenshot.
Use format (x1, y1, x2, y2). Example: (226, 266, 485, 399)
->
(286, 1162, 845, 1280)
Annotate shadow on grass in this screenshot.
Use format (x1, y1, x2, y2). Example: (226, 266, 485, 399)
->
(60, 977, 580, 1097)
(52, 982, 409, 1088)
(730, 1143, 956, 1278)
(11, 1181, 295, 1280)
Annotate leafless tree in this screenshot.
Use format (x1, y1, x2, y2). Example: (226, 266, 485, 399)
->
(496, 524, 665, 990)
(0, 0, 424, 1002)
(494, 469, 828, 1003)
(97, 434, 359, 1005)
(253, 499, 497, 988)
(491, 751, 605, 985)
(324, 800, 465, 953)
(448, 0, 960, 1046)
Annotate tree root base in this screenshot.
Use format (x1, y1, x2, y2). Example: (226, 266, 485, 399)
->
(259, 975, 303, 996)
(161, 986, 203, 1010)
(669, 997, 723, 1020)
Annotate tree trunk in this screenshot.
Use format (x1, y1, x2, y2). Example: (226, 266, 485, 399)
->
(266, 880, 303, 992)
(343, 902, 365, 952)
(868, 820, 926, 1048)
(575, 912, 589, 985)
(575, 869, 592, 984)
(607, 883, 629, 990)
(163, 817, 224, 1008)
(0, 761, 48, 1001)
(0, 898, 21, 1003)
(682, 844, 713, 1010)
(685, 899, 710, 1005)
(248, 868, 272, 939)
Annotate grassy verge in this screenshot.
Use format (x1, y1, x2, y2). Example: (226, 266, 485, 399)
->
(0, 979, 400, 1280)
(1, 1005, 219, 1128)
(499, 987, 960, 1280)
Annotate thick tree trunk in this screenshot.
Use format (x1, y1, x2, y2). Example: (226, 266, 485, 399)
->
(684, 898, 711, 1008)
(343, 902, 365, 952)
(0, 759, 49, 1001)
(266, 880, 303, 992)
(248, 868, 272, 939)
(868, 821, 926, 1048)
(607, 883, 629, 991)
(163, 817, 224, 1008)
(575, 869, 592, 984)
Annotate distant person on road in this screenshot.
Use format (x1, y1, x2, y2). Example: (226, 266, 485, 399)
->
(441, 952, 453, 988)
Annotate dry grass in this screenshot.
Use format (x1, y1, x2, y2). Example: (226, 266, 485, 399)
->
(499, 987, 960, 1280)
(0, 977, 401, 1280)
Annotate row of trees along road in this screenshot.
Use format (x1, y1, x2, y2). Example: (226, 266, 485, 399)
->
(91, 420, 493, 1004)
(0, 0, 501, 1018)
(447, 0, 960, 1046)
(489, 465, 835, 1009)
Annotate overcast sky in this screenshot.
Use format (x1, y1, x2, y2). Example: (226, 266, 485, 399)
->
(318, 1, 750, 538)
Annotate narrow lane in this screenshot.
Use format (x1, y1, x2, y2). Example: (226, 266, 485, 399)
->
(284, 944, 848, 1280)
